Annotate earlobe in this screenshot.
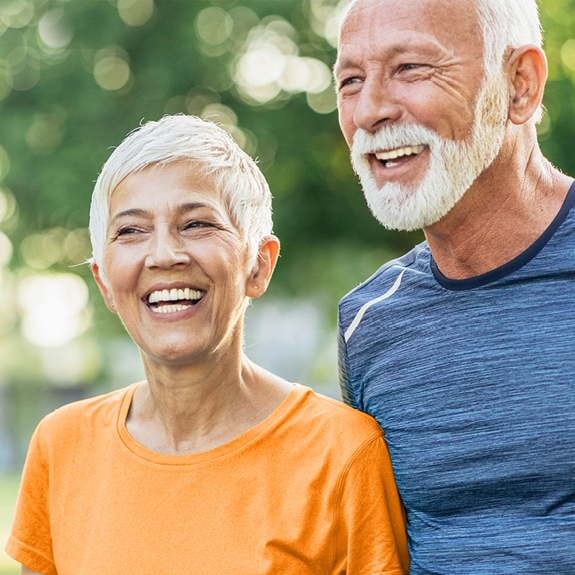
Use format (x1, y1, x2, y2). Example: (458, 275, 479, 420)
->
(246, 236, 280, 299)
(91, 262, 117, 313)
(507, 44, 547, 125)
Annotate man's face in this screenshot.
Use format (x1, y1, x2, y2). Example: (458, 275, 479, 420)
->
(334, 0, 509, 230)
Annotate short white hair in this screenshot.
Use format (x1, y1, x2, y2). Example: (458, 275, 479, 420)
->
(474, 0, 544, 122)
(475, 0, 542, 76)
(89, 115, 273, 285)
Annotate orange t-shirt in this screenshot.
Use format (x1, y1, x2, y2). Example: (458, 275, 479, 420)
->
(6, 383, 409, 575)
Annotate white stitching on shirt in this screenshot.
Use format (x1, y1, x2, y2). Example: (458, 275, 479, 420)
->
(344, 270, 406, 343)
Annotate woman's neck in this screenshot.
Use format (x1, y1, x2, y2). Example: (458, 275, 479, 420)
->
(126, 353, 293, 455)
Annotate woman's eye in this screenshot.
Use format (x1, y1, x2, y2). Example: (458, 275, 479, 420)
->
(117, 226, 140, 236)
(185, 221, 211, 229)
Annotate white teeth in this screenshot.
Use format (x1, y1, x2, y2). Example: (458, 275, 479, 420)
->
(151, 303, 193, 314)
(148, 288, 204, 304)
(375, 144, 425, 162)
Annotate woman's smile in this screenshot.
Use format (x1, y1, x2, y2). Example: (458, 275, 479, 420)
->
(145, 284, 206, 315)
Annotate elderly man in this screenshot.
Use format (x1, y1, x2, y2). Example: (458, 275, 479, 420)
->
(335, 0, 575, 573)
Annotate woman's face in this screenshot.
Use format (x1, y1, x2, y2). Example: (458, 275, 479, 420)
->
(92, 161, 272, 367)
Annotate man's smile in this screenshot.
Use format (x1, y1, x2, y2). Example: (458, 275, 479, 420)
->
(374, 145, 427, 168)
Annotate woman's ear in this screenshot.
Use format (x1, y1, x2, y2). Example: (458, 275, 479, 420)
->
(91, 262, 117, 313)
(506, 44, 547, 125)
(246, 236, 280, 299)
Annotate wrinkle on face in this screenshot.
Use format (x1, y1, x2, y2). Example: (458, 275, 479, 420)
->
(336, 0, 487, 147)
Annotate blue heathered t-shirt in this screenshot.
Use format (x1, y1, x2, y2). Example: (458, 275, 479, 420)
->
(338, 183, 575, 574)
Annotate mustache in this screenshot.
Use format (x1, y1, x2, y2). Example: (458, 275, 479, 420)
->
(351, 124, 442, 155)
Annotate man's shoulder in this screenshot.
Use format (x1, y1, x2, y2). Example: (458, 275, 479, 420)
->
(339, 241, 430, 318)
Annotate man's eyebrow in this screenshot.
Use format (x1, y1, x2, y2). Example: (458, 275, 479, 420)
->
(335, 43, 433, 76)
(334, 56, 359, 76)
(110, 202, 210, 223)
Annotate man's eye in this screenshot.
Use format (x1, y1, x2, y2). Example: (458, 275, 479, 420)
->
(402, 64, 420, 71)
(340, 76, 361, 89)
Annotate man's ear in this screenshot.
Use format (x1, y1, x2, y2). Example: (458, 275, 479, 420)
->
(246, 236, 280, 299)
(506, 44, 547, 125)
(91, 262, 117, 313)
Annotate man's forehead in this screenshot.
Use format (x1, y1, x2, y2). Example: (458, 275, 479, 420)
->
(336, 0, 481, 63)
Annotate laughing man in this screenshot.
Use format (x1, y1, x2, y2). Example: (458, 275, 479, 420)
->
(335, 0, 575, 573)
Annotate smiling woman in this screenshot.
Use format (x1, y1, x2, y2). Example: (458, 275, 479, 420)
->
(5, 115, 408, 575)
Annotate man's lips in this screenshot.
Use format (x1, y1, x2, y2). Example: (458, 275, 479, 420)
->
(372, 144, 427, 168)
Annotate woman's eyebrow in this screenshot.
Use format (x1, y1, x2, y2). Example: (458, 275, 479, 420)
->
(177, 202, 210, 213)
(110, 202, 211, 222)
(110, 208, 147, 222)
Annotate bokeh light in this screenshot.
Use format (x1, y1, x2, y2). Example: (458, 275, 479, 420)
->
(308, 0, 352, 47)
(561, 39, 575, 73)
(118, 0, 155, 27)
(201, 102, 257, 155)
(25, 111, 67, 155)
(0, 232, 13, 267)
(39, 339, 101, 386)
(0, 188, 16, 223)
(38, 9, 74, 49)
(233, 16, 333, 105)
(94, 47, 131, 91)
(18, 273, 90, 349)
(196, 7, 233, 45)
(0, 1, 34, 29)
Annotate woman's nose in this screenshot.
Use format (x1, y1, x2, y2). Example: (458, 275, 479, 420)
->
(145, 229, 191, 269)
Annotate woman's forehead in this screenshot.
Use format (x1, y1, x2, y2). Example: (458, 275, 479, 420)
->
(109, 162, 224, 216)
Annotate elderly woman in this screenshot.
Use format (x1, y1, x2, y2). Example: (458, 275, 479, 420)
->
(7, 115, 408, 575)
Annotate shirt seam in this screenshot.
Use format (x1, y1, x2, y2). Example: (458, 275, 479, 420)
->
(328, 430, 386, 572)
(5, 535, 56, 575)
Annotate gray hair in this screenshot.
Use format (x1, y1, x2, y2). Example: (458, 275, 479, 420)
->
(475, 0, 544, 122)
(475, 0, 542, 77)
(89, 115, 273, 285)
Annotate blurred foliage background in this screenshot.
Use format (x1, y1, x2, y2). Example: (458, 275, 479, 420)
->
(0, 0, 574, 569)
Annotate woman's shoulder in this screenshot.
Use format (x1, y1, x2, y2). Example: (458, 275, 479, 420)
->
(288, 384, 384, 448)
(35, 383, 137, 439)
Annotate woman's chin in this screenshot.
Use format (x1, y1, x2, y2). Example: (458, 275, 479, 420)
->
(140, 344, 210, 368)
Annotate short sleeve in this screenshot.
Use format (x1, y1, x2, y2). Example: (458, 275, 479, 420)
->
(5, 419, 58, 575)
(333, 432, 409, 575)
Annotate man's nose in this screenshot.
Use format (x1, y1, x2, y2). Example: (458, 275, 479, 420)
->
(353, 77, 402, 132)
(145, 229, 191, 269)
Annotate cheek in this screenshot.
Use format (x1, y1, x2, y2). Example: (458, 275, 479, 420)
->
(103, 247, 143, 293)
(338, 100, 357, 147)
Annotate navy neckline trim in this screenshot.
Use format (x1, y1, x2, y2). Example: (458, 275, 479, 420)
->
(431, 180, 575, 291)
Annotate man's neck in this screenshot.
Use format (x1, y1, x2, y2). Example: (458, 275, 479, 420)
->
(423, 141, 573, 280)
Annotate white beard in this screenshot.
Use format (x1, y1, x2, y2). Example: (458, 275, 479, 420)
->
(350, 73, 509, 231)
